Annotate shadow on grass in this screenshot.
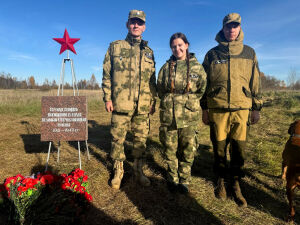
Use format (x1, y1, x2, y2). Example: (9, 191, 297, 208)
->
(145, 138, 169, 179)
(66, 120, 112, 170)
(117, 140, 223, 225)
(20, 120, 58, 154)
(20, 134, 56, 154)
(240, 180, 289, 223)
(1, 163, 138, 225)
(192, 144, 215, 182)
(287, 111, 300, 119)
(192, 145, 290, 223)
(87, 120, 111, 154)
(121, 167, 223, 224)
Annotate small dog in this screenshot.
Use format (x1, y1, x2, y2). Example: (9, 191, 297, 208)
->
(282, 120, 300, 221)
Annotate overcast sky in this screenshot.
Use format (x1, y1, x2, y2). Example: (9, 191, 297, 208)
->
(0, 0, 299, 85)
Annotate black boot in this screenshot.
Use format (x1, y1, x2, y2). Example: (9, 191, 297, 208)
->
(215, 178, 227, 199)
(232, 178, 247, 207)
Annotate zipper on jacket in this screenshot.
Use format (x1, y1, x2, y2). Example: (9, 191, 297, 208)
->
(128, 45, 132, 100)
(227, 54, 231, 107)
(137, 48, 142, 104)
(133, 53, 137, 101)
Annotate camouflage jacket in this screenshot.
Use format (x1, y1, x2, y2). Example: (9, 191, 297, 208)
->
(102, 34, 156, 114)
(157, 54, 207, 128)
(200, 29, 263, 111)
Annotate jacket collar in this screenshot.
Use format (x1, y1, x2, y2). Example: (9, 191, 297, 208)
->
(126, 33, 142, 46)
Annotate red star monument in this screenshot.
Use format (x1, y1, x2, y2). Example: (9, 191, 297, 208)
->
(53, 29, 80, 54)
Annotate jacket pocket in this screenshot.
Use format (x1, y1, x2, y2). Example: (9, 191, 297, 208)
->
(242, 86, 252, 98)
(159, 95, 173, 126)
(159, 109, 173, 126)
(185, 94, 200, 112)
(112, 55, 125, 71)
(184, 94, 200, 122)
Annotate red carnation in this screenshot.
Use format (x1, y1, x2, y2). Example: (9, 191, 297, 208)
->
(84, 192, 92, 202)
(39, 174, 54, 185)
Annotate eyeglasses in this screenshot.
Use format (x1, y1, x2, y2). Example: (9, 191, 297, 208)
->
(128, 18, 145, 26)
(224, 22, 240, 29)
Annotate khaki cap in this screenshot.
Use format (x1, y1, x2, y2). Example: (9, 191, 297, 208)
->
(223, 13, 241, 26)
(128, 10, 146, 22)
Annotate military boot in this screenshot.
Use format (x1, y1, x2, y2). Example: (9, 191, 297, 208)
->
(111, 160, 124, 190)
(232, 178, 247, 207)
(133, 159, 151, 187)
(215, 178, 227, 199)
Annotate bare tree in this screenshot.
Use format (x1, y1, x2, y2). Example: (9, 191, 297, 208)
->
(260, 72, 285, 90)
(89, 74, 97, 90)
(41, 78, 51, 90)
(287, 68, 297, 89)
(51, 80, 58, 89)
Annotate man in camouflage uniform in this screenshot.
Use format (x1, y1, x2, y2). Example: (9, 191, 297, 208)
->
(102, 10, 156, 190)
(200, 13, 263, 207)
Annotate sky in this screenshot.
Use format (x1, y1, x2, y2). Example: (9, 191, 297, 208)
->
(0, 0, 299, 85)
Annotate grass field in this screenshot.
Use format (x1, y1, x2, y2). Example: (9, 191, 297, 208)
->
(1, 89, 300, 224)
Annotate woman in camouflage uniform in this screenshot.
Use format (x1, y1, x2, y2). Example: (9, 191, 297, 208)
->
(157, 33, 207, 193)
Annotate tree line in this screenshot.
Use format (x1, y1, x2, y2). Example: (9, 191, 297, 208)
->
(0, 70, 299, 91)
(260, 68, 299, 90)
(0, 73, 100, 90)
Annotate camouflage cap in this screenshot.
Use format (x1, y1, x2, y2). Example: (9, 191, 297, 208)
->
(223, 13, 241, 26)
(128, 10, 146, 22)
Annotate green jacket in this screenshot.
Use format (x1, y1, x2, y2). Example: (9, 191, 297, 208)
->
(102, 34, 156, 114)
(157, 54, 207, 128)
(200, 29, 263, 111)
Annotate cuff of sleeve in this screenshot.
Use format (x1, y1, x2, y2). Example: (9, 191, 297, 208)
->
(103, 96, 111, 102)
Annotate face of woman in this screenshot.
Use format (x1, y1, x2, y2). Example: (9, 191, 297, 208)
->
(171, 38, 189, 60)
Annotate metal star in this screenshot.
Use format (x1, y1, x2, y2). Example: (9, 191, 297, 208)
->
(53, 29, 80, 54)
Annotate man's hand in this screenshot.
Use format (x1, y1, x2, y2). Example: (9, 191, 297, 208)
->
(202, 109, 210, 125)
(250, 110, 260, 124)
(105, 101, 114, 112)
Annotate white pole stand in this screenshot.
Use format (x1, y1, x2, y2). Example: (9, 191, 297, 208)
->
(45, 50, 90, 171)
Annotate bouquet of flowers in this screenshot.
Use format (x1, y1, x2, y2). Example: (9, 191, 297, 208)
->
(60, 168, 92, 202)
(1, 169, 92, 225)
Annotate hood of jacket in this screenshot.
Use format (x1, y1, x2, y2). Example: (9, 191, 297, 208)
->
(215, 28, 244, 55)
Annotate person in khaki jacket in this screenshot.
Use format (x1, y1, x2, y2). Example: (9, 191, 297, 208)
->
(102, 10, 156, 189)
(200, 13, 263, 207)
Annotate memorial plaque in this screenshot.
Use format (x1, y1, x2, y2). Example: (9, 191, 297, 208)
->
(41, 96, 87, 141)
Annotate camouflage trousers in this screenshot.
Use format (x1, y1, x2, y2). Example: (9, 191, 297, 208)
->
(110, 108, 150, 161)
(209, 109, 250, 178)
(159, 122, 197, 185)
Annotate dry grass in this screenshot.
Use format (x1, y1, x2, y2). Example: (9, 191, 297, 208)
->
(1, 89, 300, 224)
(0, 89, 101, 103)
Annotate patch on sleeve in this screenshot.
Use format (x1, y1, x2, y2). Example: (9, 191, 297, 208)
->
(190, 74, 199, 79)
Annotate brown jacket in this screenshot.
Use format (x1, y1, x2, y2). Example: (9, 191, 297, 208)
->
(200, 29, 263, 111)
